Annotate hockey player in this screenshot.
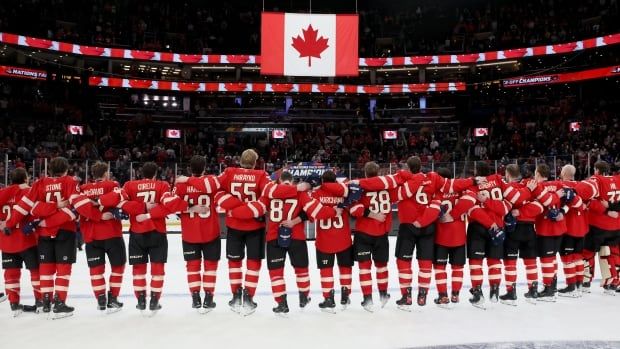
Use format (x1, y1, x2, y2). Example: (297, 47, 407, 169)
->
(5, 157, 80, 318)
(574, 161, 620, 294)
(311, 171, 354, 312)
(530, 164, 565, 301)
(77, 162, 126, 312)
(0, 168, 41, 316)
(100, 162, 185, 315)
(173, 156, 222, 313)
(228, 171, 339, 315)
(557, 165, 588, 297)
(431, 168, 477, 307)
(500, 164, 541, 305)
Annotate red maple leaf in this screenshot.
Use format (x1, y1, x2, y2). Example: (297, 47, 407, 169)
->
(291, 24, 329, 67)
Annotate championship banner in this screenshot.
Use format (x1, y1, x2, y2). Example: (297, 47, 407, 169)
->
(502, 65, 620, 88)
(261, 12, 358, 77)
(0, 65, 47, 80)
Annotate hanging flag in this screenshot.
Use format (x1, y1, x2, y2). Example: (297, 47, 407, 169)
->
(261, 12, 358, 77)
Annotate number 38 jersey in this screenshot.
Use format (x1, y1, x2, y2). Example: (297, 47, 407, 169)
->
(312, 182, 352, 254)
(173, 175, 221, 244)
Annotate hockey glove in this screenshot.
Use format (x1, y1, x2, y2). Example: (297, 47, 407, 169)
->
(504, 212, 517, 233)
(439, 204, 449, 218)
(489, 226, 505, 246)
(277, 226, 293, 248)
(561, 188, 576, 205)
(110, 208, 129, 220)
(338, 183, 364, 209)
(3, 227, 10, 236)
(607, 201, 620, 212)
(21, 220, 41, 236)
(546, 208, 561, 221)
(303, 172, 322, 188)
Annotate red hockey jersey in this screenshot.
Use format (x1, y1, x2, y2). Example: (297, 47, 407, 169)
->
(0, 184, 37, 253)
(575, 175, 620, 231)
(312, 182, 352, 254)
(174, 175, 221, 243)
(120, 179, 173, 234)
(78, 180, 123, 243)
(8, 176, 79, 237)
(434, 191, 476, 247)
(467, 174, 511, 228)
(229, 183, 337, 242)
(560, 180, 588, 237)
(532, 180, 565, 236)
(504, 180, 542, 223)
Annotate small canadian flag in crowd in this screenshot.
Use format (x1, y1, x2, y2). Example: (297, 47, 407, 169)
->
(474, 128, 489, 137)
(383, 130, 397, 140)
(67, 125, 83, 135)
(166, 129, 181, 139)
(261, 12, 359, 77)
(272, 129, 287, 139)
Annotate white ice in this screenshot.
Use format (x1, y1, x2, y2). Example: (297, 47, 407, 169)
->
(1, 233, 619, 349)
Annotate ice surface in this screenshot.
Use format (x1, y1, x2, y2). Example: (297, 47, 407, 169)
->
(2, 234, 619, 349)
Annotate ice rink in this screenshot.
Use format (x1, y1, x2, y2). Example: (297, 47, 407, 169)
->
(2, 233, 619, 349)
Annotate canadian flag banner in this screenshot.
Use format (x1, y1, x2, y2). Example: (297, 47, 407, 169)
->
(474, 128, 489, 137)
(67, 125, 83, 135)
(272, 129, 287, 139)
(261, 12, 358, 77)
(166, 129, 181, 139)
(383, 130, 398, 140)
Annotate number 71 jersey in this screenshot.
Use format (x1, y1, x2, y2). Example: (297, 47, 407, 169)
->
(122, 179, 172, 233)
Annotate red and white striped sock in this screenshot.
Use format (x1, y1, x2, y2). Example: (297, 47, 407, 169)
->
(504, 259, 517, 290)
(469, 259, 483, 288)
(54, 264, 72, 302)
(109, 265, 124, 297)
(396, 258, 412, 295)
(451, 265, 464, 294)
(295, 267, 311, 296)
(540, 256, 556, 286)
(375, 261, 388, 293)
(417, 259, 432, 291)
(560, 254, 576, 285)
(245, 259, 261, 297)
(573, 254, 584, 284)
(320, 267, 334, 298)
(29, 268, 41, 301)
(228, 259, 243, 294)
(269, 267, 286, 302)
(132, 264, 147, 298)
(89, 264, 107, 298)
(4, 268, 21, 304)
(523, 258, 538, 288)
(338, 266, 352, 291)
(39, 262, 56, 299)
(202, 260, 218, 294)
(434, 263, 448, 294)
(186, 259, 202, 294)
(358, 260, 373, 296)
(150, 262, 165, 298)
(487, 258, 502, 287)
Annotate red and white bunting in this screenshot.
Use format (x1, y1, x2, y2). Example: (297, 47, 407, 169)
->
(1, 31, 618, 67)
(89, 77, 466, 94)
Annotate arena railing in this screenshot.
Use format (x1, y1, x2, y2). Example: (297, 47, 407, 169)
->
(1, 153, 598, 188)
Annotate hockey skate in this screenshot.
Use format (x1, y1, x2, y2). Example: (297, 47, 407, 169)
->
(273, 295, 289, 317)
(340, 287, 351, 310)
(51, 296, 74, 320)
(499, 284, 517, 306)
(0, 292, 6, 303)
(417, 288, 428, 306)
(203, 291, 216, 314)
(361, 295, 374, 313)
(395, 287, 412, 312)
(106, 292, 123, 314)
(469, 286, 486, 309)
(10, 303, 24, 317)
(450, 291, 460, 304)
(603, 284, 617, 296)
(192, 291, 203, 313)
(524, 282, 538, 304)
(319, 290, 337, 314)
(537, 284, 557, 302)
(379, 291, 390, 309)
(489, 284, 500, 303)
(242, 288, 257, 316)
(434, 293, 450, 309)
(299, 292, 311, 309)
(558, 283, 579, 298)
(228, 288, 242, 314)
(97, 293, 107, 312)
(146, 293, 162, 317)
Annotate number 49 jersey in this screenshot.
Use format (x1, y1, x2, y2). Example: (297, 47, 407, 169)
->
(173, 175, 221, 244)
